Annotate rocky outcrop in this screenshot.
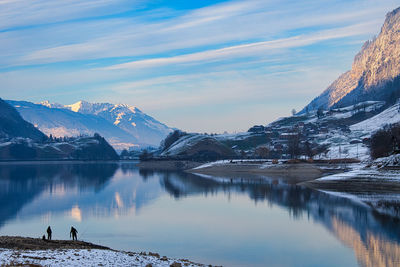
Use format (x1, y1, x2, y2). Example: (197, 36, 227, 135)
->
(303, 7, 400, 112)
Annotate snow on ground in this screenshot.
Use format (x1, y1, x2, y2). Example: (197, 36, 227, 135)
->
(317, 168, 400, 182)
(192, 159, 274, 170)
(374, 154, 400, 167)
(0, 248, 203, 267)
(161, 134, 204, 156)
(193, 172, 276, 185)
(351, 102, 400, 134)
(214, 131, 253, 141)
(319, 142, 369, 161)
(304, 101, 385, 124)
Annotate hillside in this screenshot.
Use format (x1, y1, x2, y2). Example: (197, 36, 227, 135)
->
(303, 7, 400, 112)
(350, 101, 400, 133)
(0, 134, 119, 161)
(160, 133, 236, 160)
(0, 98, 46, 142)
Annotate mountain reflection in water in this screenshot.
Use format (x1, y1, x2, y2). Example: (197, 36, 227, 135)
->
(0, 162, 399, 266)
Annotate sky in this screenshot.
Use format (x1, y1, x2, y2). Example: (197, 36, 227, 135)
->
(0, 0, 399, 133)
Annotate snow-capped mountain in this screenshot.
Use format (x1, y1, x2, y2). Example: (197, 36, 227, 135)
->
(63, 100, 172, 147)
(302, 6, 400, 112)
(7, 100, 173, 150)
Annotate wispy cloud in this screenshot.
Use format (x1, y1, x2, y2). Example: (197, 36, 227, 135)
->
(3, 0, 395, 67)
(102, 20, 379, 70)
(0, 0, 137, 31)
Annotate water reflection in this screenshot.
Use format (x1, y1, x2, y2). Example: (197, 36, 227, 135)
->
(0, 163, 111, 225)
(0, 162, 399, 266)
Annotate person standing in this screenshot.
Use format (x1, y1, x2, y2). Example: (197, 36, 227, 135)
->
(46, 226, 52, 240)
(70, 226, 78, 241)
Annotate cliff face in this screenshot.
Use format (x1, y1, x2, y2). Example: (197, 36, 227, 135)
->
(303, 7, 400, 111)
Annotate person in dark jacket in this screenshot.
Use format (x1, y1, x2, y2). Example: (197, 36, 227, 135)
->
(46, 226, 52, 240)
(70, 226, 78, 241)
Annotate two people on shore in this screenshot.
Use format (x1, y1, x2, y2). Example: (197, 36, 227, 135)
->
(44, 226, 78, 241)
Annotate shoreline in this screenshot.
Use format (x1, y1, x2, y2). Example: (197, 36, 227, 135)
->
(137, 160, 203, 171)
(187, 160, 352, 182)
(0, 236, 208, 267)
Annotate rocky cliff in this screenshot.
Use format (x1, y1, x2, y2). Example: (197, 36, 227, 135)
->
(303, 7, 400, 112)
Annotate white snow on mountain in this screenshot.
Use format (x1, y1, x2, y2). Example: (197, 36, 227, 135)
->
(350, 102, 400, 134)
(7, 100, 173, 151)
(62, 100, 172, 146)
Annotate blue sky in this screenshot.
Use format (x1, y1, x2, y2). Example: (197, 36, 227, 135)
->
(0, 0, 399, 132)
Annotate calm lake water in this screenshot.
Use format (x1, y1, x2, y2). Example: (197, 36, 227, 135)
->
(0, 162, 399, 266)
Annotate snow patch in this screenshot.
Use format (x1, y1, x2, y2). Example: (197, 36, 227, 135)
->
(0, 248, 203, 267)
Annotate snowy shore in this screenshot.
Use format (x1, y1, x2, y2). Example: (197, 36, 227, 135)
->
(0, 236, 207, 267)
(189, 159, 353, 182)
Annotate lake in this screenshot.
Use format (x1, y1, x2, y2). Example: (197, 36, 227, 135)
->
(0, 161, 399, 266)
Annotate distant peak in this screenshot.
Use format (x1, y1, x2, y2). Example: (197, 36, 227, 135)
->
(67, 100, 85, 112)
(110, 103, 138, 114)
(39, 100, 51, 107)
(38, 100, 64, 109)
(387, 6, 400, 18)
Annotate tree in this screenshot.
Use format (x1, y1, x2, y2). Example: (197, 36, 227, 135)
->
(161, 130, 187, 151)
(370, 124, 400, 158)
(291, 109, 297, 116)
(288, 134, 300, 159)
(139, 149, 151, 161)
(255, 146, 269, 159)
(317, 107, 324, 119)
(304, 141, 315, 159)
(120, 149, 129, 158)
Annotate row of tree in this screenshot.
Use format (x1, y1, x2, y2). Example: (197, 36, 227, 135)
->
(370, 124, 400, 159)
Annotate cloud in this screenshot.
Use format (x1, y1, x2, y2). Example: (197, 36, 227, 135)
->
(102, 20, 379, 71)
(0, 0, 138, 31)
(3, 0, 397, 67)
(1, 0, 400, 132)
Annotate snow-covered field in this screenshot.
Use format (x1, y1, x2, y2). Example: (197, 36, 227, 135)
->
(0, 248, 203, 267)
(351, 102, 400, 134)
(192, 159, 273, 170)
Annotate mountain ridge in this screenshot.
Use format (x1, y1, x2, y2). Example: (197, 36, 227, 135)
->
(302, 6, 400, 112)
(8, 100, 172, 150)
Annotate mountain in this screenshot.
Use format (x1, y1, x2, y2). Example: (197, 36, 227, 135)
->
(8, 100, 138, 150)
(0, 98, 119, 160)
(7, 100, 172, 150)
(63, 100, 172, 147)
(303, 7, 400, 112)
(0, 98, 46, 141)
